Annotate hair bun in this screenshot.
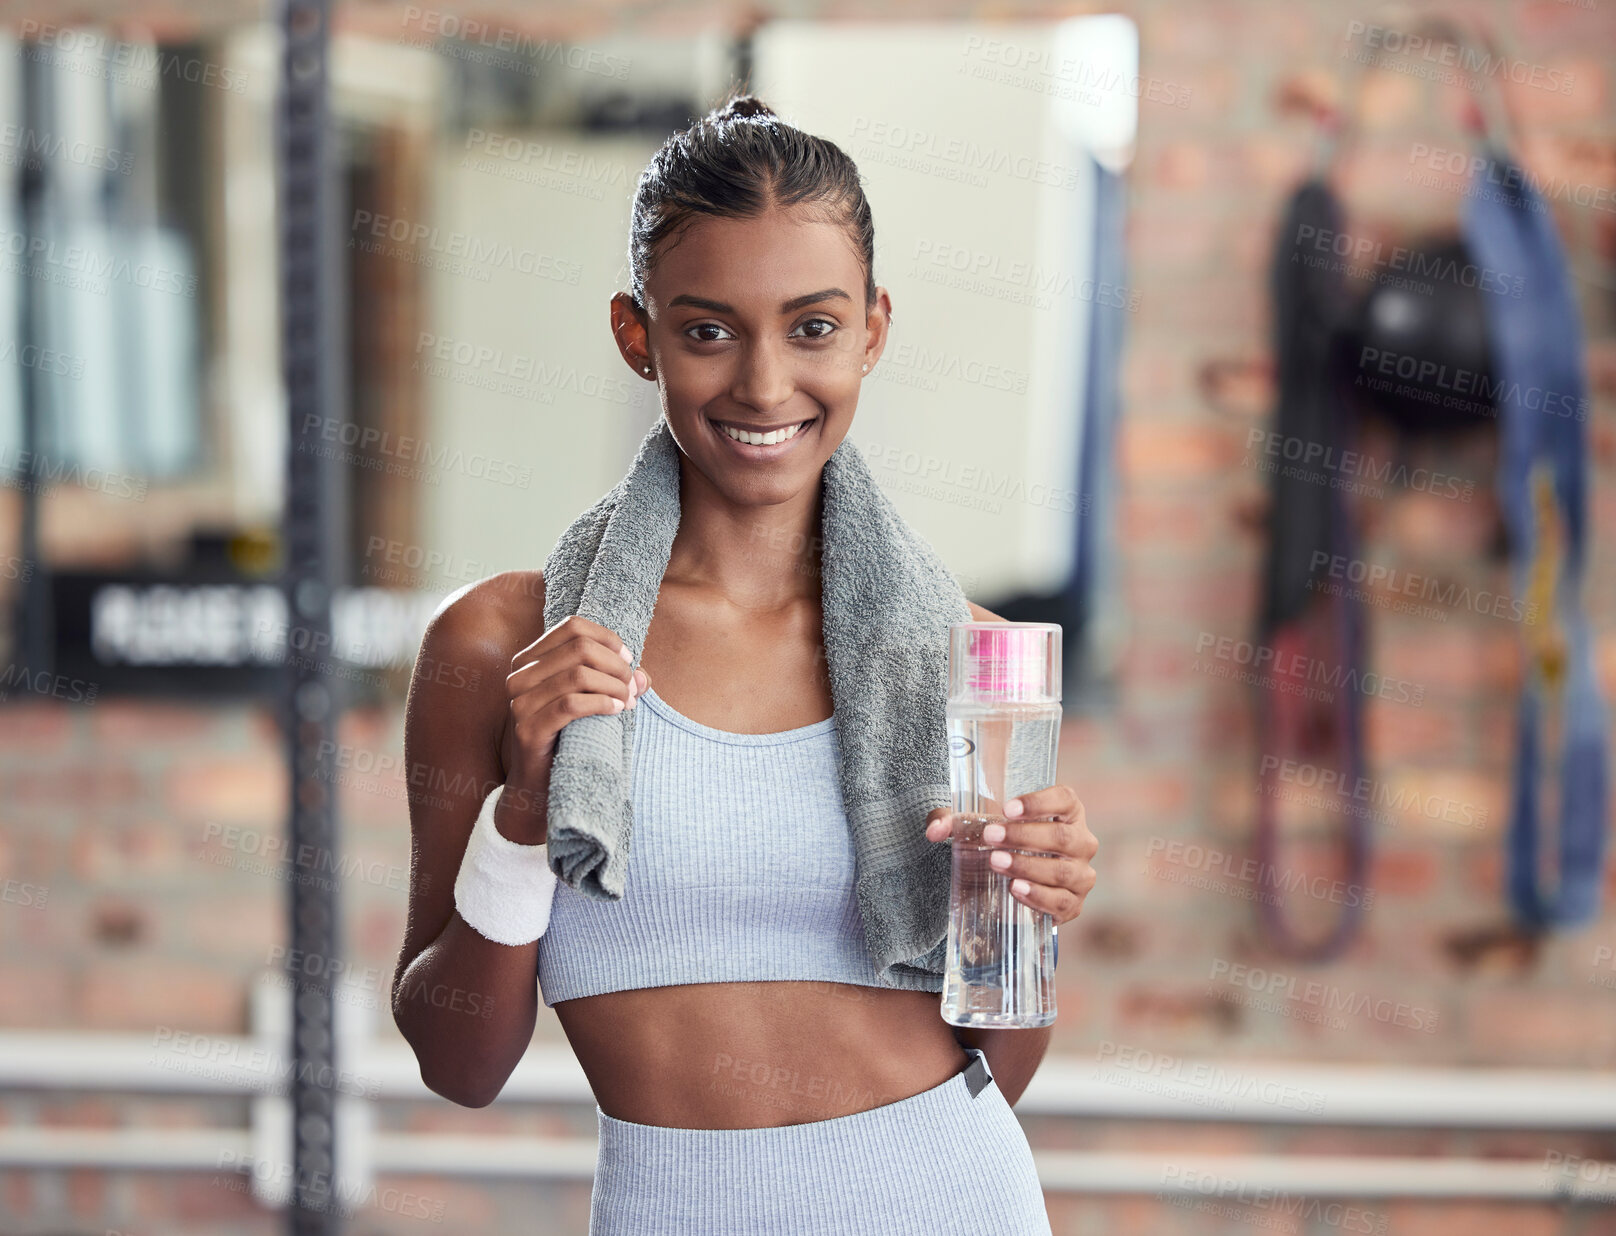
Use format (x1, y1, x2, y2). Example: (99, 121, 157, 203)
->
(714, 93, 775, 121)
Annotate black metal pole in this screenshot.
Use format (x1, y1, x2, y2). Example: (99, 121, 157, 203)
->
(11, 49, 50, 682)
(275, 1, 341, 1231)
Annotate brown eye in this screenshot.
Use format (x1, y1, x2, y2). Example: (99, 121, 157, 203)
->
(792, 318, 837, 339)
(686, 323, 733, 342)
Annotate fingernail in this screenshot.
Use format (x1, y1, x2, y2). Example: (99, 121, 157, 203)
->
(611, 698, 625, 712)
(1006, 799, 1023, 818)
(1012, 879, 1030, 896)
(990, 850, 1011, 869)
(619, 644, 633, 664)
(984, 823, 1006, 843)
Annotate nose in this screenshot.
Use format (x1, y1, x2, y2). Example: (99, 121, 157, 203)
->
(728, 337, 795, 419)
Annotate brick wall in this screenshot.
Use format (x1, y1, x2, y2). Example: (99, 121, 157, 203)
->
(3, 1, 1616, 1233)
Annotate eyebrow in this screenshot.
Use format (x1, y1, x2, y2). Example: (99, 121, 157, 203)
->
(666, 288, 852, 315)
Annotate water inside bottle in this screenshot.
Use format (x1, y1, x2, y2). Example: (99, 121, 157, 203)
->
(943, 698, 1062, 1027)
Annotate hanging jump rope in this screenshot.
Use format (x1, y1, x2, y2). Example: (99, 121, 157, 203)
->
(1462, 140, 1610, 931)
(1252, 163, 1370, 962)
(1248, 9, 1610, 958)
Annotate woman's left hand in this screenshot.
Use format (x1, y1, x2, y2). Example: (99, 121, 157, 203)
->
(924, 785, 1098, 927)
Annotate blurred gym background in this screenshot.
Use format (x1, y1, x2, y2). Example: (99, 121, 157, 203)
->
(1, 1, 1614, 1233)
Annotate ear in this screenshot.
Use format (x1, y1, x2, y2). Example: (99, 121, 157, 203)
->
(861, 286, 893, 376)
(610, 292, 656, 379)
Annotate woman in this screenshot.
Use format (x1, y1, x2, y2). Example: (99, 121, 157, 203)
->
(393, 91, 1099, 1234)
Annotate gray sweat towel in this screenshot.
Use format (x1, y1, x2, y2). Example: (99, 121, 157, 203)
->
(539, 414, 973, 990)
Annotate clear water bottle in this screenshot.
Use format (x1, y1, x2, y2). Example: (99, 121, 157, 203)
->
(942, 622, 1063, 1028)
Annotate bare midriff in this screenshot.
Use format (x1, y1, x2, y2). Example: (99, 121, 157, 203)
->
(554, 981, 971, 1129)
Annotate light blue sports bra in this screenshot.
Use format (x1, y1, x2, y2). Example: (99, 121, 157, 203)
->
(535, 685, 889, 1006)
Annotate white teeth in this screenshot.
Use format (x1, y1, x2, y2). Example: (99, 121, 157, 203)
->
(720, 420, 806, 446)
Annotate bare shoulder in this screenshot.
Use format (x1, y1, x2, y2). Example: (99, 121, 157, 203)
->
(403, 570, 547, 767)
(967, 600, 1007, 623)
(418, 570, 547, 669)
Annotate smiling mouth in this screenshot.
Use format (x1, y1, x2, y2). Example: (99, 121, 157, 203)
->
(708, 416, 817, 447)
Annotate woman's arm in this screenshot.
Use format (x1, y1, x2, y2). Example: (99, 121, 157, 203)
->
(390, 573, 546, 1107)
(952, 1024, 1053, 1107)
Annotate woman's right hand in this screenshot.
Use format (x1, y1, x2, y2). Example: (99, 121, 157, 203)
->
(495, 615, 649, 845)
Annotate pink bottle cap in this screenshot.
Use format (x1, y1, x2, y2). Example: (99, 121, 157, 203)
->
(949, 623, 1061, 702)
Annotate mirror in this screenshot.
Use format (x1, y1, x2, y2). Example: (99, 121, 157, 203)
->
(0, 15, 1136, 710)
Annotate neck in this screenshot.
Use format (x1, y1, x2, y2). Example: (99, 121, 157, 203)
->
(664, 454, 823, 611)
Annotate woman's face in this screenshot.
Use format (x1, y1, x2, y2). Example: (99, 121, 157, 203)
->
(613, 205, 891, 507)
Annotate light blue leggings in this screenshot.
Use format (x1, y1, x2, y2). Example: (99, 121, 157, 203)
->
(588, 1046, 1052, 1235)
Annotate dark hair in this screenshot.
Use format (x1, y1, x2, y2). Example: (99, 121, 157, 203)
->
(627, 89, 876, 310)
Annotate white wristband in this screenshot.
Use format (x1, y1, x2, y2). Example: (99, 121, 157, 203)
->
(453, 783, 559, 946)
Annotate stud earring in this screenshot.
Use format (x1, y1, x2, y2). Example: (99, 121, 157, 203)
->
(861, 362, 868, 372)
(642, 365, 651, 375)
